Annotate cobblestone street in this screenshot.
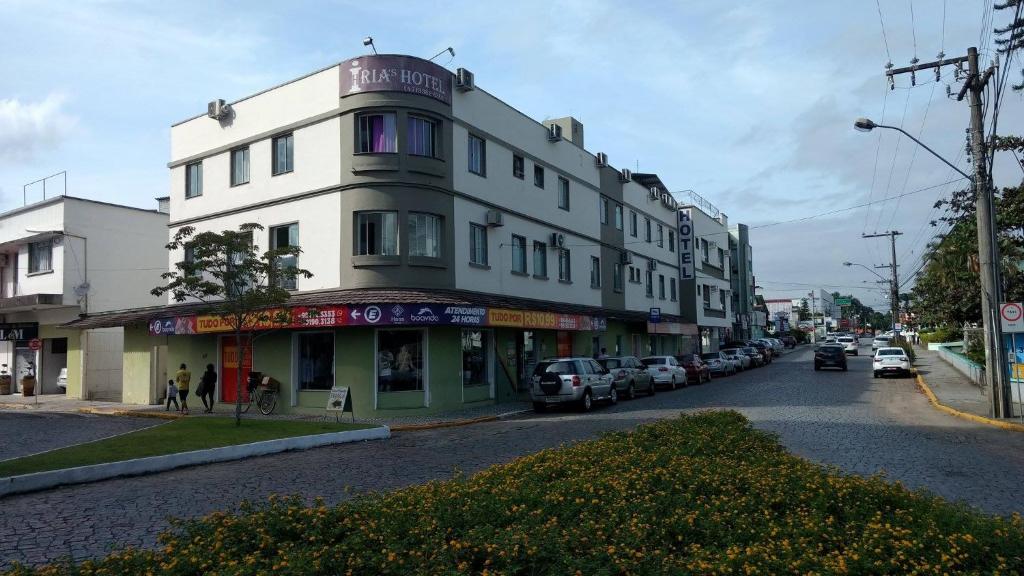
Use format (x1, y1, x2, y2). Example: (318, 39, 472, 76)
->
(3, 345, 1024, 568)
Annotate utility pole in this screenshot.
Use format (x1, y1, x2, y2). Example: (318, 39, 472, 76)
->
(862, 231, 902, 333)
(885, 47, 1010, 418)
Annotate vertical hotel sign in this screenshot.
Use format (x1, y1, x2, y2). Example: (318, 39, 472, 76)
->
(340, 55, 451, 105)
(677, 208, 695, 281)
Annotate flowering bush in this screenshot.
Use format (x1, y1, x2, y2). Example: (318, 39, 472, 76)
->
(8, 411, 1024, 575)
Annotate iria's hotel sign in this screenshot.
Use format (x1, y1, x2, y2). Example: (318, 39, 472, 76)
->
(340, 55, 451, 105)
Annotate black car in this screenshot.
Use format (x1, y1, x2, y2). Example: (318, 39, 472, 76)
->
(814, 344, 848, 371)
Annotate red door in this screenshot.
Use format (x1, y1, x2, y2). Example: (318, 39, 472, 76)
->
(221, 335, 252, 403)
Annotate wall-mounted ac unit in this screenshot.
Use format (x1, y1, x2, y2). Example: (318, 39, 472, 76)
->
(547, 123, 563, 142)
(549, 232, 566, 248)
(648, 187, 660, 201)
(619, 168, 632, 183)
(485, 209, 504, 227)
(207, 99, 231, 120)
(595, 152, 608, 167)
(456, 68, 475, 91)
(620, 251, 633, 265)
(647, 259, 657, 271)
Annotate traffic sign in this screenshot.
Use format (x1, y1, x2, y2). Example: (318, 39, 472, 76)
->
(28, 338, 42, 351)
(835, 297, 852, 306)
(649, 307, 661, 323)
(1001, 302, 1024, 333)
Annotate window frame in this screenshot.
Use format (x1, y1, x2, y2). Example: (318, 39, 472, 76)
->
(230, 147, 249, 187)
(645, 218, 652, 242)
(28, 241, 53, 274)
(534, 164, 545, 188)
(355, 211, 399, 256)
(557, 248, 571, 282)
(590, 255, 601, 288)
(185, 161, 202, 199)
(513, 154, 525, 179)
(600, 197, 609, 225)
(269, 222, 300, 290)
(533, 241, 547, 278)
(407, 212, 444, 259)
(272, 133, 294, 175)
(357, 112, 398, 155)
(658, 274, 665, 300)
(656, 224, 664, 247)
(629, 211, 637, 237)
(511, 234, 527, 275)
(406, 114, 438, 158)
(613, 262, 623, 293)
(557, 176, 570, 211)
(614, 204, 623, 231)
(295, 331, 336, 391)
(468, 134, 487, 176)
(670, 277, 677, 301)
(668, 230, 676, 253)
(469, 223, 488, 266)
(645, 269, 653, 297)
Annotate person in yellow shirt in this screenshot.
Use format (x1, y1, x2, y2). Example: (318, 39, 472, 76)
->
(175, 363, 192, 415)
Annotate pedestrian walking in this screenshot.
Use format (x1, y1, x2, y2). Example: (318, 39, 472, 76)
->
(175, 363, 191, 415)
(198, 363, 217, 413)
(165, 379, 180, 412)
(597, 347, 609, 360)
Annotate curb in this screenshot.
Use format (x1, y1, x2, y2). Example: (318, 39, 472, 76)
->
(389, 408, 532, 432)
(77, 408, 183, 420)
(0, 426, 390, 498)
(915, 373, 1024, 433)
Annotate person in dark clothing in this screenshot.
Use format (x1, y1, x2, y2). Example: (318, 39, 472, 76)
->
(198, 363, 217, 413)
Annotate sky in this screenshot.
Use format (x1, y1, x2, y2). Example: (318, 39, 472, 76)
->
(2, 0, 1021, 312)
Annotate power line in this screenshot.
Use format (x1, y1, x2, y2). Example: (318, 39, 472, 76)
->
(874, 89, 913, 233)
(886, 79, 940, 231)
(876, 0, 893, 63)
(909, 0, 918, 59)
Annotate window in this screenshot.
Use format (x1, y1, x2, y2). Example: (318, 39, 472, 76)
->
(558, 248, 571, 282)
(720, 289, 727, 309)
(407, 116, 436, 157)
(534, 165, 545, 188)
(703, 285, 712, 307)
(533, 241, 547, 277)
(462, 329, 490, 388)
(658, 274, 665, 299)
(670, 277, 677, 301)
(28, 241, 52, 273)
(272, 134, 294, 174)
(614, 204, 623, 230)
(470, 223, 488, 265)
(558, 176, 570, 210)
(297, 332, 334, 390)
(613, 262, 623, 292)
(356, 211, 398, 256)
(185, 162, 202, 198)
(669, 230, 676, 253)
(600, 197, 608, 225)
(183, 245, 201, 278)
(630, 211, 637, 237)
(590, 256, 601, 288)
(377, 330, 424, 392)
(702, 239, 709, 262)
(511, 235, 527, 274)
(358, 113, 397, 154)
(468, 134, 486, 175)
(513, 154, 525, 179)
(645, 218, 652, 242)
(226, 232, 254, 299)
(270, 223, 299, 290)
(408, 213, 442, 258)
(657, 224, 664, 247)
(718, 247, 725, 268)
(230, 148, 249, 186)
(645, 270, 653, 297)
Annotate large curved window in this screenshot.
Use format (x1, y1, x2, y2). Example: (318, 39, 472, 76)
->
(357, 113, 397, 153)
(357, 211, 398, 255)
(407, 116, 437, 157)
(408, 212, 442, 258)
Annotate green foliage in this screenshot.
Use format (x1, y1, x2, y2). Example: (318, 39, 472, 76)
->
(9, 412, 1024, 575)
(797, 300, 811, 321)
(919, 326, 964, 344)
(891, 336, 917, 363)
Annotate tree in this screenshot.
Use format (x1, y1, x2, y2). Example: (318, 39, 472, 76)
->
(152, 223, 313, 426)
(797, 300, 811, 321)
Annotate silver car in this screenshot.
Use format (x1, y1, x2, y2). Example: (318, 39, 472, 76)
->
(598, 356, 655, 398)
(720, 348, 750, 371)
(531, 357, 616, 412)
(641, 356, 689, 390)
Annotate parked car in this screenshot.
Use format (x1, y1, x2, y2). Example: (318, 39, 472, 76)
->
(598, 356, 655, 399)
(531, 357, 616, 412)
(740, 347, 764, 367)
(675, 353, 711, 384)
(780, 335, 797, 349)
(748, 341, 773, 363)
(701, 352, 735, 376)
(760, 338, 784, 356)
(814, 344, 848, 371)
(641, 356, 689, 390)
(837, 336, 858, 355)
(720, 348, 750, 371)
(873, 347, 912, 378)
(871, 335, 891, 352)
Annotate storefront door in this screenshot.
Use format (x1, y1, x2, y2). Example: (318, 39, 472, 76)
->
(220, 335, 252, 404)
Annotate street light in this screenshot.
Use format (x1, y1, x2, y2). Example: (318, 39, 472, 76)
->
(843, 261, 888, 282)
(853, 118, 972, 181)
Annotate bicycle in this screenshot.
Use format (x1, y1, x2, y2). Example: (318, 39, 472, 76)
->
(240, 377, 279, 415)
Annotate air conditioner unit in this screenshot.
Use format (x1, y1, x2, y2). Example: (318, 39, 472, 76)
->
(549, 232, 566, 248)
(619, 168, 632, 183)
(648, 187, 660, 201)
(485, 209, 504, 227)
(456, 68, 475, 91)
(647, 259, 657, 271)
(595, 152, 608, 167)
(620, 251, 633, 265)
(207, 99, 231, 120)
(547, 123, 563, 142)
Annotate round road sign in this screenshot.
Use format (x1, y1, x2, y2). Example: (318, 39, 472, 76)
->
(1001, 302, 1022, 322)
(28, 338, 42, 351)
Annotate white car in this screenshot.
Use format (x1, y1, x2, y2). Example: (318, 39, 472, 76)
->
(837, 336, 858, 355)
(720, 348, 751, 371)
(641, 356, 689, 390)
(873, 347, 912, 378)
(871, 336, 891, 351)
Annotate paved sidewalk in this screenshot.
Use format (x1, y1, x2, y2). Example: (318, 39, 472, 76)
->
(914, 346, 1006, 419)
(0, 394, 149, 414)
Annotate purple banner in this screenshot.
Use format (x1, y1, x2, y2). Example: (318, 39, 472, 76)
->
(341, 55, 451, 105)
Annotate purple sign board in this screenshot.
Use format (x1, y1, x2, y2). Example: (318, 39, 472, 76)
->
(340, 55, 451, 105)
(345, 304, 487, 327)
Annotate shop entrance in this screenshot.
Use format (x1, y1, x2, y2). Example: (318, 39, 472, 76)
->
(220, 335, 252, 404)
(515, 331, 538, 392)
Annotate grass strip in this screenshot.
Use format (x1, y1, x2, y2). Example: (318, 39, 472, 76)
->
(0, 418, 372, 477)
(6, 410, 1024, 575)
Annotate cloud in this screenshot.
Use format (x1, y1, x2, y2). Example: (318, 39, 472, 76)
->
(0, 94, 76, 164)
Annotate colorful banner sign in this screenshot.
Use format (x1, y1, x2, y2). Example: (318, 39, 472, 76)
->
(148, 304, 605, 335)
(340, 55, 451, 104)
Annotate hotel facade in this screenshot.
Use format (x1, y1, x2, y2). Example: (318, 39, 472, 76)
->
(74, 54, 747, 416)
